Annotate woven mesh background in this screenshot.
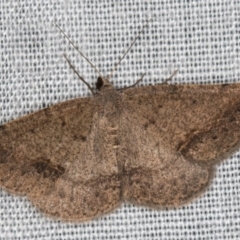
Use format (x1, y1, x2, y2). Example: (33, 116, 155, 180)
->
(1, 1, 240, 239)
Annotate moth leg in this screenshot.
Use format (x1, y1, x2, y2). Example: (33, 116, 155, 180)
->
(63, 54, 95, 95)
(161, 69, 178, 84)
(117, 73, 146, 91)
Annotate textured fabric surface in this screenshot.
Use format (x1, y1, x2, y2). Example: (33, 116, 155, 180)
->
(1, 0, 240, 239)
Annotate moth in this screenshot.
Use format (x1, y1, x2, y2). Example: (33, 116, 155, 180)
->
(1, 21, 240, 222)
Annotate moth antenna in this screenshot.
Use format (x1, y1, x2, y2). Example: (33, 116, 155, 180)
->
(54, 21, 103, 78)
(108, 18, 152, 80)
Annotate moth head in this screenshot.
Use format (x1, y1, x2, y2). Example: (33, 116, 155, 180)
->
(96, 76, 114, 91)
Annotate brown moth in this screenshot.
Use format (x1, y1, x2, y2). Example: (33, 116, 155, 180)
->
(1, 21, 240, 222)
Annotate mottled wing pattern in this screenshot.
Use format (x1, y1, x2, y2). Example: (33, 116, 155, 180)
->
(1, 82, 240, 220)
(120, 83, 240, 206)
(0, 98, 121, 221)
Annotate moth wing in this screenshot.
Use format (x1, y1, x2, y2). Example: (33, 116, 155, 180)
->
(0, 98, 121, 221)
(120, 83, 240, 206)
